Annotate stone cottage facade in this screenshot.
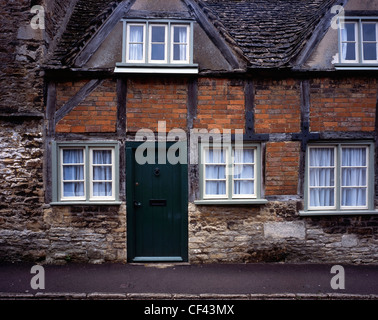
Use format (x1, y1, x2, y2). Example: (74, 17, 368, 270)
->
(0, 0, 377, 264)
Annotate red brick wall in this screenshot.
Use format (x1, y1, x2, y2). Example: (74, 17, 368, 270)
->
(310, 77, 377, 132)
(55, 80, 117, 133)
(194, 78, 245, 132)
(126, 77, 187, 132)
(56, 80, 88, 111)
(265, 141, 300, 196)
(254, 79, 301, 134)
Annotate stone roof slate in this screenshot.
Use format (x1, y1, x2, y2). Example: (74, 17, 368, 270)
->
(48, 0, 337, 69)
(49, 0, 122, 67)
(197, 0, 336, 68)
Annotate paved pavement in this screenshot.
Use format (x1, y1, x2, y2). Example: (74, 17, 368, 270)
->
(0, 262, 377, 300)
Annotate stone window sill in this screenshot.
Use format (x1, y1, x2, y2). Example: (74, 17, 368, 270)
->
(299, 210, 378, 216)
(50, 201, 123, 206)
(194, 199, 268, 205)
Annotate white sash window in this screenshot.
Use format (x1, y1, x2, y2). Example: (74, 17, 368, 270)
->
(305, 143, 375, 214)
(53, 142, 119, 204)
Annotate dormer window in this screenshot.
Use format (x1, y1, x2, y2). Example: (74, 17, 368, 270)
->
(337, 18, 378, 68)
(116, 20, 198, 74)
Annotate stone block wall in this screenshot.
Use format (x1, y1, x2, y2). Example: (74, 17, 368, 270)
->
(0, 119, 46, 262)
(189, 202, 378, 264)
(0, 0, 46, 114)
(43, 204, 126, 264)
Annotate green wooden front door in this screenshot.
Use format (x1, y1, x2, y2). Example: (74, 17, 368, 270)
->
(126, 142, 188, 262)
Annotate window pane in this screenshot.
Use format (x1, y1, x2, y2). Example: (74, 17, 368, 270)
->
(173, 44, 187, 61)
(63, 182, 84, 197)
(174, 26, 187, 43)
(93, 182, 112, 197)
(309, 168, 334, 187)
(342, 42, 356, 60)
(93, 150, 112, 164)
(342, 23, 355, 41)
(342, 168, 367, 186)
(310, 188, 334, 207)
(63, 165, 84, 181)
(206, 181, 226, 195)
(234, 165, 254, 179)
(93, 166, 112, 181)
(342, 188, 366, 207)
(151, 43, 165, 60)
(206, 149, 225, 164)
(234, 180, 254, 195)
(233, 148, 254, 163)
(205, 165, 225, 179)
(309, 148, 334, 167)
(363, 43, 377, 60)
(129, 44, 143, 60)
(151, 26, 165, 42)
(63, 149, 83, 164)
(363, 24, 376, 41)
(130, 25, 144, 42)
(342, 148, 366, 166)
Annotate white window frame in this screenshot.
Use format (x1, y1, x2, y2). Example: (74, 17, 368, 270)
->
(340, 22, 359, 63)
(307, 146, 337, 211)
(52, 142, 120, 205)
(121, 20, 194, 66)
(361, 22, 378, 63)
(126, 23, 146, 63)
(202, 145, 229, 200)
(338, 19, 378, 65)
(89, 147, 116, 201)
(340, 145, 369, 210)
(232, 147, 257, 199)
(60, 147, 86, 201)
(170, 24, 190, 64)
(148, 24, 168, 64)
(200, 144, 261, 201)
(304, 142, 375, 215)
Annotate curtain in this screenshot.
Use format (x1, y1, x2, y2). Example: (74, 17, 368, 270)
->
(92, 150, 112, 197)
(205, 149, 226, 195)
(341, 23, 356, 61)
(341, 148, 367, 207)
(233, 149, 254, 195)
(309, 148, 335, 207)
(173, 26, 187, 61)
(129, 25, 144, 61)
(62, 149, 84, 197)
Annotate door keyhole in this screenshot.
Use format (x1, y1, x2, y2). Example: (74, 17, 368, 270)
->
(154, 168, 160, 176)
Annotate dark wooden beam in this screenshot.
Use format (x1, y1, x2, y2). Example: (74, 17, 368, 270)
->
(117, 78, 127, 137)
(244, 79, 255, 135)
(187, 77, 198, 130)
(375, 82, 378, 197)
(44, 82, 57, 204)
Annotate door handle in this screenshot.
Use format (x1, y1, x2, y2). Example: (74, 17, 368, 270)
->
(134, 201, 142, 208)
